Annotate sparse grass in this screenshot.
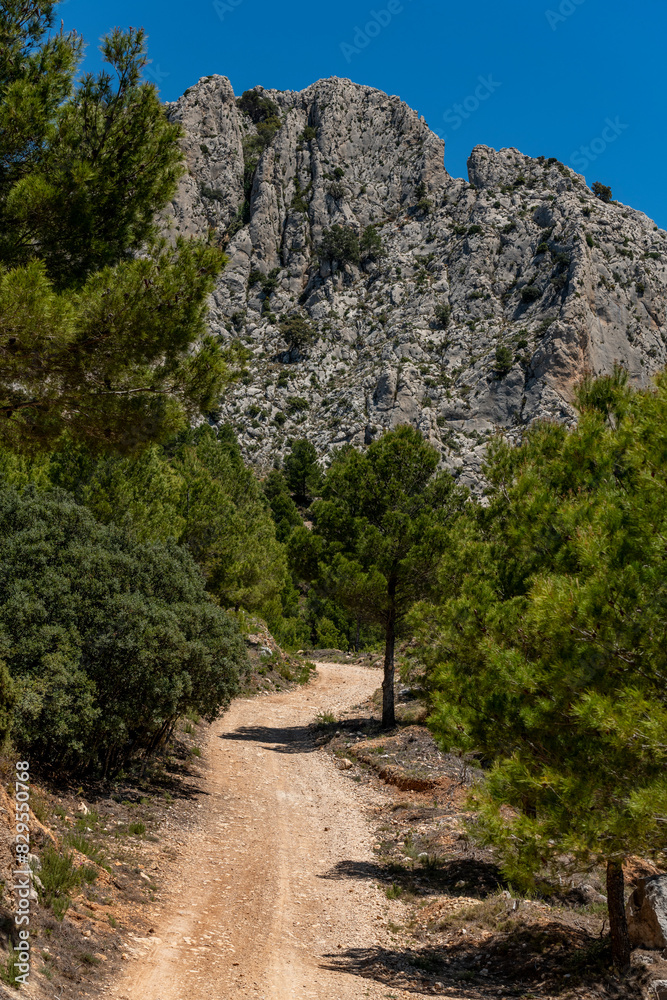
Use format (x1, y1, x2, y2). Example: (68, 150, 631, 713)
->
(386, 883, 403, 899)
(128, 821, 146, 837)
(79, 952, 100, 966)
(314, 711, 337, 729)
(30, 790, 49, 823)
(65, 832, 106, 865)
(108, 915, 118, 929)
(0, 947, 21, 987)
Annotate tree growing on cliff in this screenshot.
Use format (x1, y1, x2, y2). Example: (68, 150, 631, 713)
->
(0, 3, 227, 452)
(289, 426, 467, 727)
(417, 368, 667, 971)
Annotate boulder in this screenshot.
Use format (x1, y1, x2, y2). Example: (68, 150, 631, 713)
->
(651, 982, 667, 1000)
(627, 875, 667, 950)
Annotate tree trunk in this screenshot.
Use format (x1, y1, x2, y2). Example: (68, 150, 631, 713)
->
(606, 859, 631, 972)
(382, 607, 396, 729)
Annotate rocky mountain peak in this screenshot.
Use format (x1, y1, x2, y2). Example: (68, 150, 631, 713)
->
(165, 74, 667, 487)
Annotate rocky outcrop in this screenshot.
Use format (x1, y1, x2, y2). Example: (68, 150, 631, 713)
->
(164, 75, 667, 485)
(627, 875, 667, 950)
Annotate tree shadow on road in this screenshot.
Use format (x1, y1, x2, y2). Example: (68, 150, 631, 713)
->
(218, 724, 320, 753)
(319, 857, 505, 898)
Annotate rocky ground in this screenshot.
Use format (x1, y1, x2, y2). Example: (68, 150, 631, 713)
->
(165, 74, 667, 487)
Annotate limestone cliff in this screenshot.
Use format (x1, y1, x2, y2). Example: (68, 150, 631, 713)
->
(165, 75, 667, 486)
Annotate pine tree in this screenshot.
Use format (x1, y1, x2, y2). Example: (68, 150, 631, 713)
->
(0, 3, 228, 451)
(420, 369, 667, 970)
(290, 426, 467, 727)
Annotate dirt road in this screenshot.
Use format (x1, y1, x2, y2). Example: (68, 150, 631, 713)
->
(111, 663, 436, 1000)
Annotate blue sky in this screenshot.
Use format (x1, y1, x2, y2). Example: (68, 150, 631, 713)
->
(59, 0, 666, 228)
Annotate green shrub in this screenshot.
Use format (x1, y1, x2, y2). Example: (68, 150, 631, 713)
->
(286, 397, 309, 415)
(495, 345, 513, 374)
(128, 821, 146, 837)
(279, 315, 316, 354)
(301, 126, 317, 141)
(435, 303, 451, 328)
(38, 844, 85, 919)
(316, 617, 342, 649)
(360, 225, 386, 262)
(521, 284, 542, 303)
(318, 225, 360, 267)
(1, 488, 246, 775)
(467, 225, 483, 235)
(64, 833, 106, 866)
(592, 181, 612, 203)
(586, 234, 595, 248)
(237, 89, 280, 124)
(536, 242, 550, 255)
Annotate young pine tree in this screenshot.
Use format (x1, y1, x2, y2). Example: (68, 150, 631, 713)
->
(419, 369, 667, 970)
(290, 425, 467, 727)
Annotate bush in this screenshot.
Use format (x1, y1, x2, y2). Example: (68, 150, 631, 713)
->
(237, 89, 280, 124)
(586, 234, 595, 248)
(495, 345, 513, 374)
(536, 242, 550, 255)
(435, 303, 451, 328)
(467, 225, 483, 235)
(318, 225, 360, 267)
(521, 284, 542, 303)
(360, 225, 386, 262)
(38, 845, 85, 919)
(1, 488, 247, 775)
(301, 126, 317, 141)
(327, 181, 345, 200)
(279, 315, 316, 354)
(316, 617, 342, 649)
(286, 396, 309, 415)
(592, 181, 612, 203)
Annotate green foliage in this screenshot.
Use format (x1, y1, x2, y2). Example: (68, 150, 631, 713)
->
(318, 225, 360, 267)
(237, 89, 279, 124)
(419, 370, 667, 897)
(38, 843, 88, 919)
(434, 303, 451, 328)
(286, 396, 309, 415)
(283, 439, 322, 503)
(494, 345, 513, 375)
(279, 315, 316, 355)
(1, 486, 247, 773)
(520, 284, 542, 303)
(0, 661, 16, 750)
(586, 234, 595, 248)
(0, 10, 228, 453)
(315, 617, 342, 648)
(262, 471, 302, 543)
(300, 126, 317, 142)
(592, 181, 612, 203)
(290, 427, 467, 726)
(171, 426, 288, 611)
(359, 225, 386, 262)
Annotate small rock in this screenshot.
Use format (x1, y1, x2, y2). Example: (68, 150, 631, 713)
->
(76, 801, 90, 815)
(627, 875, 667, 950)
(339, 759, 353, 770)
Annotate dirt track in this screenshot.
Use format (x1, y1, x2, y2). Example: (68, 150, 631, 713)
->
(111, 662, 438, 1000)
